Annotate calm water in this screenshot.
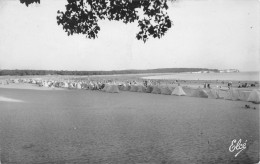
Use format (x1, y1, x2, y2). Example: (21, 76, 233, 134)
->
(143, 72, 259, 81)
(0, 88, 258, 164)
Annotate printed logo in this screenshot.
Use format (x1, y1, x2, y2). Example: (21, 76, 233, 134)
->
(229, 139, 247, 157)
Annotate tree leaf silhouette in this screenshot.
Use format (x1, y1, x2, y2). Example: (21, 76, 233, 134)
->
(57, 0, 172, 42)
(20, 0, 173, 42)
(20, 0, 40, 7)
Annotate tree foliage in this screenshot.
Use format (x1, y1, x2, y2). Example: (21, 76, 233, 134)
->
(57, 0, 172, 42)
(20, 0, 40, 7)
(20, 0, 172, 43)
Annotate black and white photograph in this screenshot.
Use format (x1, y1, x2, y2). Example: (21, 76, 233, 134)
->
(0, 0, 259, 163)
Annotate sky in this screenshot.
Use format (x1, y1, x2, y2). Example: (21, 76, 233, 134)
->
(0, 0, 259, 71)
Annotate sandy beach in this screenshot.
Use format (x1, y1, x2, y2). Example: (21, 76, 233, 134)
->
(1, 0, 259, 163)
(0, 83, 65, 91)
(0, 82, 259, 164)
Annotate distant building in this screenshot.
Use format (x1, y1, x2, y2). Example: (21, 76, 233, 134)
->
(219, 69, 239, 73)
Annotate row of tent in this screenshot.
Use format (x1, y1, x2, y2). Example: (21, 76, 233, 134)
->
(0, 79, 39, 84)
(2, 78, 259, 104)
(102, 84, 260, 104)
(102, 84, 187, 96)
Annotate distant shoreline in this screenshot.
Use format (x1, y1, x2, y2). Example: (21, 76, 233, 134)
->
(142, 72, 259, 82)
(0, 68, 220, 76)
(0, 72, 258, 82)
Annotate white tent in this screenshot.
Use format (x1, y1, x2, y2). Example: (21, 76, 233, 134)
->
(102, 84, 109, 91)
(81, 83, 88, 89)
(13, 79, 19, 83)
(68, 83, 74, 89)
(43, 82, 49, 88)
(88, 83, 94, 90)
(38, 81, 43, 87)
(76, 83, 82, 89)
(105, 84, 120, 93)
(151, 86, 161, 94)
(238, 90, 251, 101)
(118, 84, 125, 91)
(247, 90, 260, 104)
(130, 85, 138, 92)
(146, 85, 153, 93)
(137, 85, 146, 92)
(222, 89, 240, 101)
(172, 86, 186, 96)
(207, 89, 220, 99)
(223, 90, 232, 100)
(54, 82, 60, 88)
(160, 86, 172, 95)
(63, 82, 69, 88)
(122, 84, 131, 91)
(229, 89, 241, 101)
(191, 88, 208, 98)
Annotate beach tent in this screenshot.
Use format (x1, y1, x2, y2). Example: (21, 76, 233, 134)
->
(47, 81, 52, 86)
(81, 83, 88, 89)
(102, 84, 109, 92)
(118, 84, 124, 90)
(130, 85, 138, 92)
(222, 90, 232, 100)
(123, 84, 131, 91)
(38, 81, 43, 87)
(191, 88, 208, 98)
(50, 84, 55, 88)
(218, 89, 228, 99)
(207, 89, 220, 99)
(238, 90, 251, 101)
(121, 84, 130, 91)
(152, 86, 161, 94)
(168, 86, 175, 92)
(137, 85, 147, 92)
(43, 82, 49, 88)
(146, 85, 153, 93)
(84, 83, 90, 90)
(118, 84, 129, 91)
(229, 89, 241, 100)
(76, 83, 82, 89)
(247, 90, 260, 104)
(160, 86, 172, 95)
(68, 83, 74, 89)
(93, 83, 98, 90)
(13, 79, 19, 83)
(54, 82, 60, 88)
(171, 86, 186, 96)
(222, 89, 240, 101)
(2, 80, 9, 85)
(89, 83, 95, 90)
(85, 83, 93, 90)
(97, 83, 103, 90)
(105, 84, 120, 93)
(63, 82, 69, 88)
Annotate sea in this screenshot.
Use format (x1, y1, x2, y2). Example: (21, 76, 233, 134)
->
(142, 71, 259, 82)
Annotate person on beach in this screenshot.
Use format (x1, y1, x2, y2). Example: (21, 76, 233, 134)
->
(144, 80, 148, 87)
(228, 81, 232, 89)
